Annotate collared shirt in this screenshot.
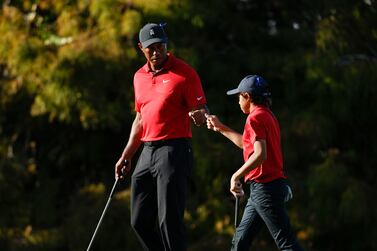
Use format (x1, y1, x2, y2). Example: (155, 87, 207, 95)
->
(243, 106, 286, 183)
(134, 53, 207, 141)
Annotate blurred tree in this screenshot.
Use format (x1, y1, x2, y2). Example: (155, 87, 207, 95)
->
(0, 0, 376, 250)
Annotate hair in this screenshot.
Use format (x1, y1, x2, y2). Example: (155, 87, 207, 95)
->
(241, 92, 272, 107)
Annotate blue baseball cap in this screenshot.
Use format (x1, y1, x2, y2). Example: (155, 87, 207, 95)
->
(139, 23, 168, 48)
(226, 75, 271, 97)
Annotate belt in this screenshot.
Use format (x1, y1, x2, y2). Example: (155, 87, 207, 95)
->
(143, 138, 189, 147)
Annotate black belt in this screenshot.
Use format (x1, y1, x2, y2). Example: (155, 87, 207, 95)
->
(143, 138, 189, 147)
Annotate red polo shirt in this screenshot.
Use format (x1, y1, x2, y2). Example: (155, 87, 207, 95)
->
(134, 53, 207, 141)
(242, 106, 286, 183)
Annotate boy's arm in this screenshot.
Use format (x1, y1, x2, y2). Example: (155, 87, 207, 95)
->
(230, 139, 266, 197)
(206, 114, 243, 148)
(231, 139, 267, 182)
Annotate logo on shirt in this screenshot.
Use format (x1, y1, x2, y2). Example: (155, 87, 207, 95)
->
(162, 79, 170, 84)
(196, 96, 203, 101)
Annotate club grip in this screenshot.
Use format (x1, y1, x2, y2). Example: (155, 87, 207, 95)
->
(119, 159, 129, 179)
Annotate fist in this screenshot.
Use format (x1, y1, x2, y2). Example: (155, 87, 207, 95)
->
(189, 109, 207, 126)
(206, 114, 224, 132)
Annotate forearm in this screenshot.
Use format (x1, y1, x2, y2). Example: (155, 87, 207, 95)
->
(191, 104, 209, 113)
(217, 126, 243, 149)
(206, 114, 243, 148)
(120, 113, 143, 159)
(232, 152, 264, 180)
(232, 140, 266, 180)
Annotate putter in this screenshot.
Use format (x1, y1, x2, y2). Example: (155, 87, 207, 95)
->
(86, 160, 128, 251)
(234, 183, 244, 228)
(234, 196, 239, 228)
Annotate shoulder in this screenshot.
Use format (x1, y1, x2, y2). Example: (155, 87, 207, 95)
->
(254, 108, 280, 131)
(249, 107, 272, 124)
(170, 55, 199, 76)
(134, 65, 149, 83)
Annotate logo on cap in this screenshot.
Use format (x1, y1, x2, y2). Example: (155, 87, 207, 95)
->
(149, 29, 155, 36)
(254, 76, 262, 87)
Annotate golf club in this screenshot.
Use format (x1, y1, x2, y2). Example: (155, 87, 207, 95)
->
(86, 160, 128, 251)
(234, 182, 244, 228)
(234, 196, 239, 228)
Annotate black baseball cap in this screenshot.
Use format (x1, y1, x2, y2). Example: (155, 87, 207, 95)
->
(139, 23, 168, 48)
(227, 75, 271, 97)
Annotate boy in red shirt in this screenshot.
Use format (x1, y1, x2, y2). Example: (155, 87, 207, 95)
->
(206, 75, 303, 251)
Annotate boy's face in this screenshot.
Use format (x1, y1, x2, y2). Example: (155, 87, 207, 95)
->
(238, 93, 251, 114)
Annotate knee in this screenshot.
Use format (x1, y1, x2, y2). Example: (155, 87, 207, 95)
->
(130, 214, 145, 233)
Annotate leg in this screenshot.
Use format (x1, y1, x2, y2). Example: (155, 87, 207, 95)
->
(252, 180, 304, 251)
(231, 186, 264, 251)
(154, 140, 193, 251)
(131, 147, 164, 251)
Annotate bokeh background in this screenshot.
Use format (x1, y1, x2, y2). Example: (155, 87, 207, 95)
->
(1, 0, 376, 250)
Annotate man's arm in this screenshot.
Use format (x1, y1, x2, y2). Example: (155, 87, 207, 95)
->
(206, 114, 243, 149)
(114, 112, 143, 178)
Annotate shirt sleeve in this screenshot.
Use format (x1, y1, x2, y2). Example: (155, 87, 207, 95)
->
(184, 68, 207, 109)
(134, 99, 140, 112)
(249, 115, 266, 143)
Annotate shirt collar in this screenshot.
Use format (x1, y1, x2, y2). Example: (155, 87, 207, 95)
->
(250, 104, 268, 114)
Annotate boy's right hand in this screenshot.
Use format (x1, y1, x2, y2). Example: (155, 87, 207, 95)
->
(206, 114, 225, 132)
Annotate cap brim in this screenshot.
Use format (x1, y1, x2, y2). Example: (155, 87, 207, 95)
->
(141, 38, 166, 48)
(226, 88, 240, 95)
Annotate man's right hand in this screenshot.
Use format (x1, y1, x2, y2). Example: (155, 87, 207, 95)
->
(188, 108, 207, 126)
(115, 158, 130, 179)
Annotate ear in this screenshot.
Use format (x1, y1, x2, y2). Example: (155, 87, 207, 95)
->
(244, 92, 252, 101)
(138, 43, 143, 50)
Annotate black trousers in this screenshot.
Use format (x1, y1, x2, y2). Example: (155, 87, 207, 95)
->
(231, 179, 304, 251)
(130, 138, 193, 251)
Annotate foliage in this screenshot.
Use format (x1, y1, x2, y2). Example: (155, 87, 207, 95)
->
(1, 0, 377, 250)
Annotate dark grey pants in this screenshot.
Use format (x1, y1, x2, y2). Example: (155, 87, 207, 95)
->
(130, 138, 193, 251)
(231, 179, 304, 251)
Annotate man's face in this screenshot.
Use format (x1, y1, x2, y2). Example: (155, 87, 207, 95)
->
(139, 42, 168, 70)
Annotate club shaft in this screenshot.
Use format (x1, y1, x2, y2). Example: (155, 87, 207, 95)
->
(234, 196, 239, 228)
(86, 178, 119, 251)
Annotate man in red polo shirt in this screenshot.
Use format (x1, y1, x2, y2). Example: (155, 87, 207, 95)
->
(115, 23, 208, 251)
(206, 75, 303, 251)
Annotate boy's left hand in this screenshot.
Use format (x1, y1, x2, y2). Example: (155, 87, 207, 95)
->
(230, 176, 244, 198)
